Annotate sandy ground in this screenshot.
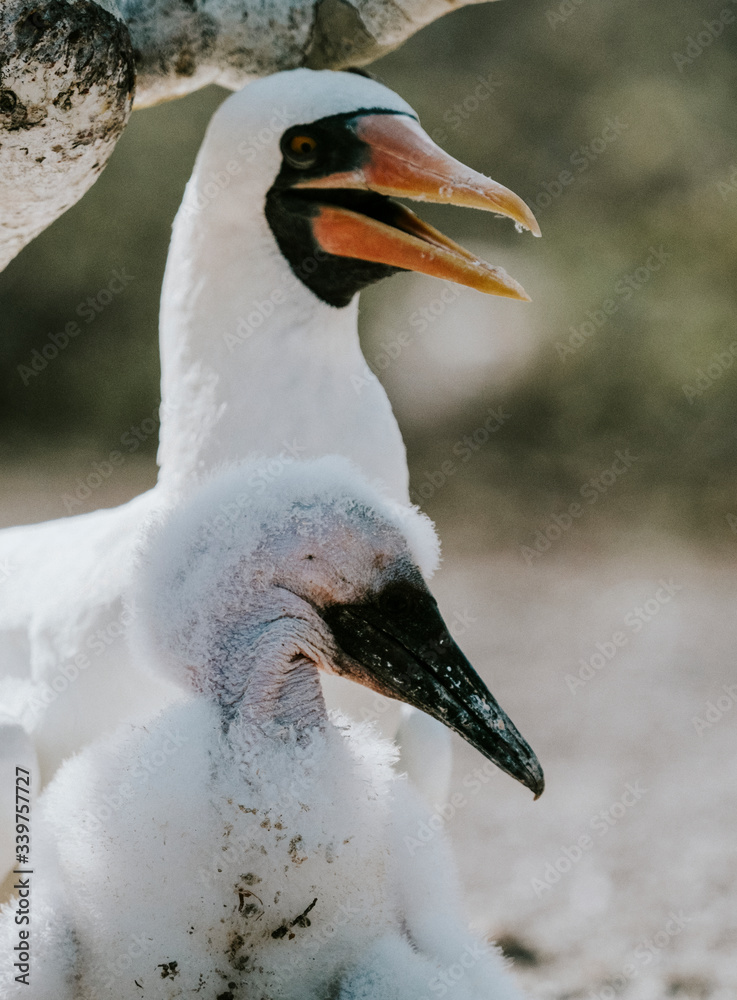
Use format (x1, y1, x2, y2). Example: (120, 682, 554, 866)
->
(432, 544, 737, 1000)
(0, 463, 735, 999)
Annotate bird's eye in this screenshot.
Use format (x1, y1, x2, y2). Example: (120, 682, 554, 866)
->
(285, 133, 319, 168)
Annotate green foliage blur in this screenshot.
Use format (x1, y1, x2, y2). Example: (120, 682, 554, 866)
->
(1, 0, 735, 545)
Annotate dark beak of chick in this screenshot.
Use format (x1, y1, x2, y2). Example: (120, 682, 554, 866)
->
(319, 580, 544, 798)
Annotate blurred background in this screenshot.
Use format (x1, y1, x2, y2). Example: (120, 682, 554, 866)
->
(2, 0, 737, 544)
(1, 0, 736, 996)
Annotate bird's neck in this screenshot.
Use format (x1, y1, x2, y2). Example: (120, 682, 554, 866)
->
(208, 618, 327, 732)
(156, 182, 409, 501)
(249, 655, 327, 732)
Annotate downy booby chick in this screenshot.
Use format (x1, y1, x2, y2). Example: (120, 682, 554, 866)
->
(0, 69, 540, 880)
(0, 457, 543, 1000)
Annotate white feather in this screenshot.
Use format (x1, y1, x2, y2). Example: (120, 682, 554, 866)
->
(0, 70, 451, 882)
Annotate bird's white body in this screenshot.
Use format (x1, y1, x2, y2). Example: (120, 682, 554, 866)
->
(0, 70, 457, 880)
(0, 702, 520, 1000)
(0, 457, 524, 1000)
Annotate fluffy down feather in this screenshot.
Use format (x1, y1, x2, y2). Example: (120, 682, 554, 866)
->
(132, 455, 439, 692)
(0, 708, 522, 999)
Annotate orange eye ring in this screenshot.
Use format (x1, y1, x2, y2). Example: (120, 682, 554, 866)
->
(283, 132, 319, 169)
(289, 135, 317, 156)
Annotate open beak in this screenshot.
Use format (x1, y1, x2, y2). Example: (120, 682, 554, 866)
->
(297, 114, 540, 301)
(319, 581, 544, 798)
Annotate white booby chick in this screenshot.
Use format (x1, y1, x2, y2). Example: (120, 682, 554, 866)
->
(0, 457, 542, 999)
(0, 68, 540, 876)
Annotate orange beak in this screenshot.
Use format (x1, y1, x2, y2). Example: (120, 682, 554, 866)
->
(295, 114, 540, 301)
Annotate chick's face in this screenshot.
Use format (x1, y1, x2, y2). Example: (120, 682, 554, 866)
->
(255, 506, 422, 612)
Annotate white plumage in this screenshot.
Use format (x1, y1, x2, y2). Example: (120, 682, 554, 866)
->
(0, 458, 525, 1000)
(0, 71, 432, 876)
(0, 66, 540, 882)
